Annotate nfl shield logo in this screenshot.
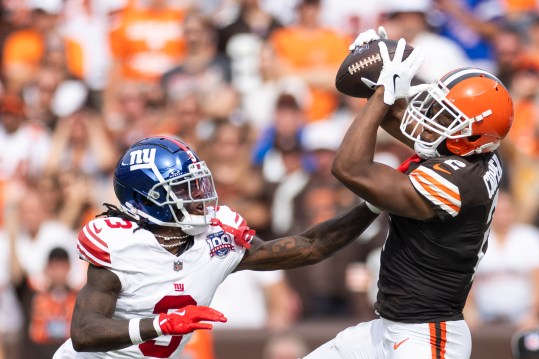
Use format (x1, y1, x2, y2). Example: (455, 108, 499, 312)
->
(173, 260, 183, 271)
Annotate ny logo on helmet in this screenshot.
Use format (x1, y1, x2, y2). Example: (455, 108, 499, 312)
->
(129, 148, 156, 171)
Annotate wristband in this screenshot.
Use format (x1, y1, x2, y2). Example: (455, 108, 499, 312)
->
(128, 318, 143, 345)
(365, 201, 381, 214)
(153, 316, 163, 336)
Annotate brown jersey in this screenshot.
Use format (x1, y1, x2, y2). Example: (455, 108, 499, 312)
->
(375, 151, 502, 323)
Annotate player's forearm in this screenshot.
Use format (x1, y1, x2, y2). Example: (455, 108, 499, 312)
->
(240, 203, 378, 271)
(332, 89, 388, 183)
(299, 202, 379, 261)
(332, 89, 390, 200)
(71, 315, 158, 352)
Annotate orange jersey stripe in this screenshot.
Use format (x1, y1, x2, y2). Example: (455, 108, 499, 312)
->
(410, 173, 461, 213)
(412, 168, 460, 202)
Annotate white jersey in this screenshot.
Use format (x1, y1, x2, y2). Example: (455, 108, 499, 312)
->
(54, 205, 247, 359)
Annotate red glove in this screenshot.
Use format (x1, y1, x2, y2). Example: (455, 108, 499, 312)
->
(155, 305, 227, 336)
(210, 208, 255, 249)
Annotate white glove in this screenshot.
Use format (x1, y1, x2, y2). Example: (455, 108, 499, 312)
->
(361, 38, 424, 105)
(349, 26, 388, 51)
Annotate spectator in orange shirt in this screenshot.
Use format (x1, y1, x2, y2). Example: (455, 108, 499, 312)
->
(507, 60, 539, 159)
(268, 0, 349, 122)
(161, 10, 232, 103)
(500, 0, 539, 32)
(105, 0, 187, 119)
(2, 0, 65, 94)
(161, 11, 237, 125)
(28, 247, 78, 359)
(108, 0, 186, 84)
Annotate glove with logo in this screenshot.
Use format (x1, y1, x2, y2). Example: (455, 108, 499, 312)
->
(155, 305, 227, 336)
(361, 38, 424, 105)
(210, 207, 255, 249)
(349, 26, 388, 51)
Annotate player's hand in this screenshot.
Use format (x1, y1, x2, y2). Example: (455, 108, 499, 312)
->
(349, 26, 388, 51)
(156, 305, 227, 336)
(361, 38, 424, 105)
(210, 209, 255, 249)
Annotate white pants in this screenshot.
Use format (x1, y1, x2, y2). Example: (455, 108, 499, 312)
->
(53, 339, 76, 359)
(304, 318, 471, 359)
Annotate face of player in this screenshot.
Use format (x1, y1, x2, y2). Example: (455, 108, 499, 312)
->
(419, 103, 454, 143)
(170, 177, 216, 217)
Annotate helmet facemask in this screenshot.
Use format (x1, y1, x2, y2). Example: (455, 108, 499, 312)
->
(400, 82, 490, 159)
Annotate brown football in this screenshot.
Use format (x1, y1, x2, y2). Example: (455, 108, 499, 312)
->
(335, 39, 414, 98)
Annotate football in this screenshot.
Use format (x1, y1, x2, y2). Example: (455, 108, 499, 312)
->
(335, 39, 414, 98)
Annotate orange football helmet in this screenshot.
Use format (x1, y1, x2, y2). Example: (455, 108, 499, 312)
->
(400, 67, 514, 158)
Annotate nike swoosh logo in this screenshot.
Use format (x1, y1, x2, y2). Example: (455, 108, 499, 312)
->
(92, 223, 102, 234)
(433, 163, 451, 175)
(392, 74, 400, 92)
(176, 310, 186, 316)
(393, 337, 410, 350)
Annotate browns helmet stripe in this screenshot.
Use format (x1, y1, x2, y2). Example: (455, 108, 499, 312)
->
(439, 67, 502, 90)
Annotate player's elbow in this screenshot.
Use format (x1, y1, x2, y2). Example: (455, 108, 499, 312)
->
(331, 156, 351, 182)
(332, 160, 368, 190)
(71, 325, 94, 352)
(71, 336, 90, 352)
(332, 151, 366, 177)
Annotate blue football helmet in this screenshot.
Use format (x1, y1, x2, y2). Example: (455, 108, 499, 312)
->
(113, 136, 218, 235)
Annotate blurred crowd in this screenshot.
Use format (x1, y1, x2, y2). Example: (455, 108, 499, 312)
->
(1, 0, 539, 358)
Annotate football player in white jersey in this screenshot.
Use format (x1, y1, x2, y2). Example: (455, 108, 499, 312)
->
(53, 136, 379, 359)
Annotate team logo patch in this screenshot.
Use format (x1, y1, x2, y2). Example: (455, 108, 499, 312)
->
(206, 231, 234, 258)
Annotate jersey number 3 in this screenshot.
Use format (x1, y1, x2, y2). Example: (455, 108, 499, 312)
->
(139, 295, 196, 358)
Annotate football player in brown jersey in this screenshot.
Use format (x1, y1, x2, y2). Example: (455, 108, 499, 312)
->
(305, 28, 514, 359)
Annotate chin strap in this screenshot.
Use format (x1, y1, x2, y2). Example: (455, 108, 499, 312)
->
(414, 142, 441, 160)
(210, 218, 255, 249)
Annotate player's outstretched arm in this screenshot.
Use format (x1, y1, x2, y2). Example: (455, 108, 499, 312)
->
(236, 202, 379, 271)
(332, 88, 434, 220)
(71, 265, 226, 352)
(332, 39, 435, 220)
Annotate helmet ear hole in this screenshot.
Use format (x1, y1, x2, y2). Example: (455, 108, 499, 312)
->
(135, 192, 155, 207)
(467, 135, 481, 142)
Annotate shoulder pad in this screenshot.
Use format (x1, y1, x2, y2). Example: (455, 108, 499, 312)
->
(77, 217, 137, 268)
(409, 160, 462, 218)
